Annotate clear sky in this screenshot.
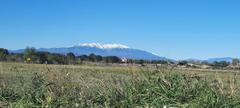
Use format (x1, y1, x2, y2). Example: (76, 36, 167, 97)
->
(0, 0, 239, 60)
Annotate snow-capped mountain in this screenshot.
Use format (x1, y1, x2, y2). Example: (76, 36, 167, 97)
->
(77, 43, 130, 49)
(10, 43, 169, 60)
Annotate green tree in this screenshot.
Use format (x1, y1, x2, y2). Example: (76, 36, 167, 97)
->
(89, 53, 97, 62)
(232, 58, 239, 66)
(47, 53, 66, 64)
(0, 48, 9, 61)
(78, 55, 88, 63)
(104, 56, 121, 63)
(66, 52, 76, 64)
(24, 47, 37, 63)
(138, 59, 145, 66)
(36, 52, 49, 64)
(96, 55, 103, 62)
(212, 61, 230, 69)
(178, 61, 188, 66)
(8, 54, 24, 62)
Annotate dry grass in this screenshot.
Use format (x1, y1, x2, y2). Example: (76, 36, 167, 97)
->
(1, 62, 240, 107)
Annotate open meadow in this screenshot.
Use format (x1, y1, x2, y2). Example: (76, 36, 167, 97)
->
(1, 62, 240, 108)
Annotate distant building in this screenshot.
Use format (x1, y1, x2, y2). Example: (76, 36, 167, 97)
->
(121, 57, 128, 63)
(201, 65, 211, 69)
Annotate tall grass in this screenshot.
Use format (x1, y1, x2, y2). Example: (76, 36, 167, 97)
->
(1, 63, 240, 107)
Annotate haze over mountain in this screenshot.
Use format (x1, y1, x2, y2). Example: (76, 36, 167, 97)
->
(10, 43, 169, 61)
(204, 57, 234, 63)
(184, 57, 236, 63)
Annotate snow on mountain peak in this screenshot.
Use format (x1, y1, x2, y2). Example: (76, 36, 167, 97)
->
(77, 43, 130, 49)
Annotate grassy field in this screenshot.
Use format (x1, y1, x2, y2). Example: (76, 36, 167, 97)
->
(1, 62, 240, 107)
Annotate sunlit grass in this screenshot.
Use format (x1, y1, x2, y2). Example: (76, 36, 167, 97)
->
(1, 62, 240, 107)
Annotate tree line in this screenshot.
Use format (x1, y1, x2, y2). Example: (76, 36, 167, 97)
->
(0, 47, 124, 64)
(177, 59, 240, 69)
(0, 47, 174, 65)
(2, 47, 238, 69)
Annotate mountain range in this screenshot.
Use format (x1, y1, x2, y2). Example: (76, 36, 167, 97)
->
(185, 57, 235, 63)
(10, 43, 169, 61)
(204, 57, 234, 63)
(9, 43, 237, 63)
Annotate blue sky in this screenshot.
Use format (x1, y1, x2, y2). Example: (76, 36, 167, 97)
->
(0, 0, 240, 60)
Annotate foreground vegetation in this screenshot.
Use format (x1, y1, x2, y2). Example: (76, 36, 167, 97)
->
(1, 62, 240, 107)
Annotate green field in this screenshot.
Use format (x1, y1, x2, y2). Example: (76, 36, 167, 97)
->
(1, 62, 240, 108)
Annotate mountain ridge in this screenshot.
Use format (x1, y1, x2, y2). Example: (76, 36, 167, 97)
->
(9, 43, 169, 61)
(184, 57, 236, 63)
(9, 43, 238, 62)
